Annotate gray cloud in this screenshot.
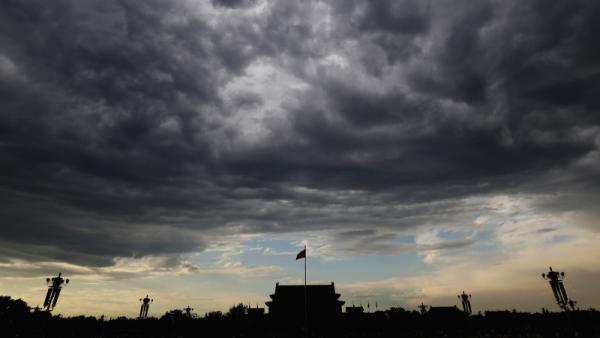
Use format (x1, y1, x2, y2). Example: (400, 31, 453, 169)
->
(331, 228, 475, 256)
(0, 0, 598, 271)
(211, 0, 258, 9)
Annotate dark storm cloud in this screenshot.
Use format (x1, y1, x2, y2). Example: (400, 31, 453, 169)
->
(0, 0, 598, 271)
(350, 0, 430, 35)
(211, 0, 257, 9)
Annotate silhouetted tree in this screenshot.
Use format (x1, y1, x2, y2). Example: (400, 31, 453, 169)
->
(161, 309, 186, 321)
(1, 293, 600, 337)
(205, 311, 223, 319)
(0, 296, 30, 319)
(227, 303, 248, 317)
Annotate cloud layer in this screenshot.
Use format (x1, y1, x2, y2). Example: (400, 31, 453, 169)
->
(0, 0, 598, 293)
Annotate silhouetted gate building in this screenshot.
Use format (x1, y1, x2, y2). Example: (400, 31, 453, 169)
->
(266, 282, 345, 322)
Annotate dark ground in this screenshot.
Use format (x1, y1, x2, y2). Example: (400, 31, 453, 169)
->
(2, 296, 599, 338)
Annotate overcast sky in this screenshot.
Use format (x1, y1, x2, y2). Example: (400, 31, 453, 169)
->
(1, 0, 599, 317)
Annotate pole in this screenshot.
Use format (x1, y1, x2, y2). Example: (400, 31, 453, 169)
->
(304, 245, 307, 287)
(304, 245, 308, 336)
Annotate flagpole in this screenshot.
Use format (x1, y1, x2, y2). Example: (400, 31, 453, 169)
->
(304, 245, 307, 286)
(304, 245, 308, 336)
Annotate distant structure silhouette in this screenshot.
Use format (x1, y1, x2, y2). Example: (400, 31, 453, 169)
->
(5, 294, 600, 337)
(139, 295, 153, 319)
(427, 306, 467, 321)
(542, 267, 576, 311)
(43, 272, 69, 311)
(183, 305, 195, 318)
(247, 306, 265, 318)
(418, 302, 429, 315)
(345, 305, 364, 315)
(266, 282, 345, 323)
(458, 291, 472, 314)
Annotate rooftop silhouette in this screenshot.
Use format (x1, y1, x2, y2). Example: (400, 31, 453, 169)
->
(2, 294, 600, 337)
(266, 282, 345, 323)
(1, 265, 596, 336)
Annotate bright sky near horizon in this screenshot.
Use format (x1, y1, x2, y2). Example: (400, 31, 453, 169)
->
(1, 0, 599, 317)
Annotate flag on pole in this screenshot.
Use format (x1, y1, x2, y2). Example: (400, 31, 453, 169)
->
(296, 248, 306, 260)
(297, 245, 308, 334)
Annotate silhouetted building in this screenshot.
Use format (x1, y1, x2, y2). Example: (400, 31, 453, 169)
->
(345, 305, 364, 315)
(247, 307, 265, 317)
(427, 306, 467, 320)
(266, 282, 345, 322)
